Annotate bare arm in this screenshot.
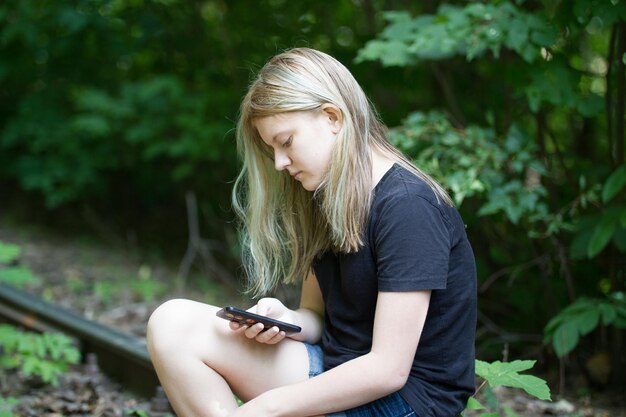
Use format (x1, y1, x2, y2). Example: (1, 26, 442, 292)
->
(233, 290, 431, 417)
(289, 270, 324, 344)
(235, 270, 324, 345)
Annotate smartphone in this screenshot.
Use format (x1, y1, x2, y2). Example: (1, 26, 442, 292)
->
(216, 306, 301, 334)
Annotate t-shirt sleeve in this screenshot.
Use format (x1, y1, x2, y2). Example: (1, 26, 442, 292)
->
(374, 192, 451, 291)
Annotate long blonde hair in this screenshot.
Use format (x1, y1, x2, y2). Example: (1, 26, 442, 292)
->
(232, 48, 452, 297)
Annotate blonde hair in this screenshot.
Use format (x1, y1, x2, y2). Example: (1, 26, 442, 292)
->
(233, 48, 452, 297)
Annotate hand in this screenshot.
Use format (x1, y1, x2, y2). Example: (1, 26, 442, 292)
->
(229, 298, 294, 345)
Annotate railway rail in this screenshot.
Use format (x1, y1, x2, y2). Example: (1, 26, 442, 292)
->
(0, 282, 172, 413)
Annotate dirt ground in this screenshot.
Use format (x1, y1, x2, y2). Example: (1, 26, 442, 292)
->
(0, 219, 625, 417)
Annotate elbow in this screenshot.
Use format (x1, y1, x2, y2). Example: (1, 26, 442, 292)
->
(386, 368, 410, 392)
(367, 352, 411, 393)
(375, 363, 410, 393)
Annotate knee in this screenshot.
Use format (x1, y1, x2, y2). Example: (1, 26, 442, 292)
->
(147, 299, 198, 354)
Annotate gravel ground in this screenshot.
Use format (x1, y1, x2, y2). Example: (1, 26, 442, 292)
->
(1, 360, 154, 417)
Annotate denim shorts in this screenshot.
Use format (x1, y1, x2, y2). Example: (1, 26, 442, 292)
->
(304, 343, 416, 417)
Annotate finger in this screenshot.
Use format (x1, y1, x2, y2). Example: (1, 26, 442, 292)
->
(265, 330, 287, 345)
(229, 321, 245, 332)
(255, 298, 273, 316)
(244, 322, 265, 339)
(255, 326, 282, 344)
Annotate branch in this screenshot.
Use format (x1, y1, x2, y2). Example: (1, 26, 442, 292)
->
(550, 235, 576, 302)
(479, 255, 549, 293)
(177, 191, 236, 291)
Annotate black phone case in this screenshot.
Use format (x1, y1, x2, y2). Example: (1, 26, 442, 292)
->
(216, 306, 302, 334)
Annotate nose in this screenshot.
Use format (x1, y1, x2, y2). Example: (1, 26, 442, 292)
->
(274, 150, 291, 171)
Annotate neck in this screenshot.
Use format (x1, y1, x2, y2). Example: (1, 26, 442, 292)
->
(371, 149, 396, 188)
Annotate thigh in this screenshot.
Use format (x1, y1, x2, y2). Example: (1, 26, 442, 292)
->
(149, 299, 310, 401)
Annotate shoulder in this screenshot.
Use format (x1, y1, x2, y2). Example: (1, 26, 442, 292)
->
(372, 164, 453, 229)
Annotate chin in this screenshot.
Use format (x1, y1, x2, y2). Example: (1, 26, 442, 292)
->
(301, 180, 320, 192)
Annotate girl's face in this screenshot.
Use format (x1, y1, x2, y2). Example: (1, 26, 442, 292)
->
(254, 106, 342, 191)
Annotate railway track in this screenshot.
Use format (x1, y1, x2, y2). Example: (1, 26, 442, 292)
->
(0, 282, 170, 411)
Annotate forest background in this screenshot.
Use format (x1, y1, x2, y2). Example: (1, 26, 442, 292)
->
(1, 0, 625, 403)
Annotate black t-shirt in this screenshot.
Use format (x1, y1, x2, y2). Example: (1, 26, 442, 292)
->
(313, 164, 477, 417)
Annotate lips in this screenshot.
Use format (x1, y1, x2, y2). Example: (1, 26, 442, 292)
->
(290, 171, 302, 180)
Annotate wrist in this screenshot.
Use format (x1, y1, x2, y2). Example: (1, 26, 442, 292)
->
(288, 308, 322, 343)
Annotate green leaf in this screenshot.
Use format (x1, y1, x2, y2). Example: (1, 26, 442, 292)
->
(587, 218, 617, 258)
(466, 397, 485, 410)
(602, 165, 626, 203)
(484, 359, 536, 374)
(576, 309, 600, 335)
(356, 40, 414, 66)
(553, 321, 579, 357)
(475, 360, 551, 400)
(599, 303, 617, 325)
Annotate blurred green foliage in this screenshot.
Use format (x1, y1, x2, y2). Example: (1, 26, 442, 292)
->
(0, 396, 19, 417)
(359, 0, 626, 381)
(0, 0, 419, 254)
(0, 0, 400, 212)
(1, 0, 626, 386)
(0, 324, 81, 386)
(544, 292, 626, 358)
(0, 241, 39, 288)
(0, 242, 21, 264)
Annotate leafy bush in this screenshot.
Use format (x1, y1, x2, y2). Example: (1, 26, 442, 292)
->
(0, 324, 81, 386)
(357, 3, 558, 65)
(571, 166, 626, 259)
(390, 111, 549, 225)
(465, 359, 551, 417)
(360, 1, 626, 371)
(544, 292, 626, 357)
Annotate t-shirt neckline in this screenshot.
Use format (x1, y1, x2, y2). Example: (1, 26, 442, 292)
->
(374, 163, 401, 192)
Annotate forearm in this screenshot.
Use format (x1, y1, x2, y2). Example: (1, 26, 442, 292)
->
(263, 351, 404, 417)
(288, 307, 323, 344)
(260, 291, 429, 417)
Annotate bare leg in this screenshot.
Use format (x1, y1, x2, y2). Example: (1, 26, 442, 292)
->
(146, 299, 310, 417)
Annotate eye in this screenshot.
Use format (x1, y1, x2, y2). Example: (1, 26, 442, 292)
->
(282, 135, 293, 148)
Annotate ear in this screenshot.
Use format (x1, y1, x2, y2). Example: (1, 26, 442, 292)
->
(320, 103, 343, 134)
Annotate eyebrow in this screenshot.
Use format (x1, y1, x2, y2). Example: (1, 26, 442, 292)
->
(271, 130, 291, 144)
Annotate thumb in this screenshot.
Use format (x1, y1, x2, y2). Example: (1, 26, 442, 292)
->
(256, 297, 282, 317)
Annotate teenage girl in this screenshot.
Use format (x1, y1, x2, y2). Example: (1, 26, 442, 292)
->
(147, 47, 477, 417)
